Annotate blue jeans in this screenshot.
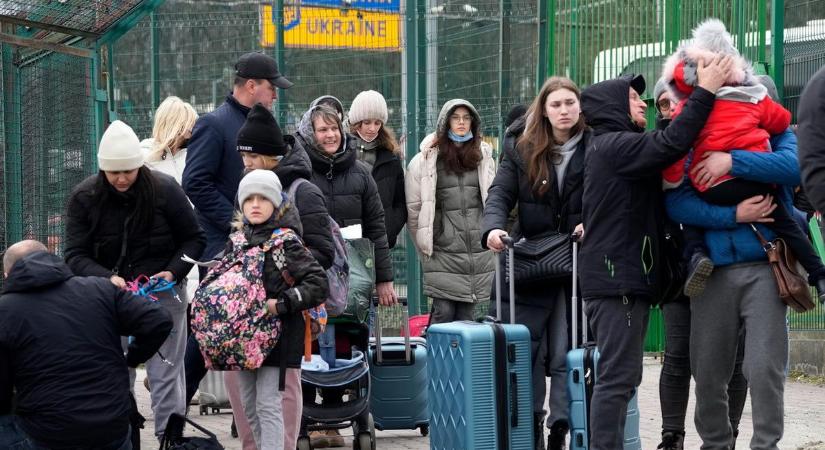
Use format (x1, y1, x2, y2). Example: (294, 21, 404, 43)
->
(0, 416, 132, 450)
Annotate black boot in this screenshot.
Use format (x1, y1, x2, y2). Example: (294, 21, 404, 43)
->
(533, 413, 546, 450)
(546, 419, 568, 450)
(657, 430, 685, 450)
(816, 278, 825, 304)
(684, 251, 714, 297)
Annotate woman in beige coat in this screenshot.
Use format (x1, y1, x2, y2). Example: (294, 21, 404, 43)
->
(406, 99, 496, 323)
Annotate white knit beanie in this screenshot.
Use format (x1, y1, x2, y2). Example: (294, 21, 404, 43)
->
(347, 90, 388, 125)
(237, 169, 283, 208)
(97, 120, 144, 171)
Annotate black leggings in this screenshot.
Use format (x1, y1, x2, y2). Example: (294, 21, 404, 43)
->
(687, 178, 825, 282)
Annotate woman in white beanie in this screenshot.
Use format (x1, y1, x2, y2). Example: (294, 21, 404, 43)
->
(64, 119, 206, 441)
(347, 90, 407, 248)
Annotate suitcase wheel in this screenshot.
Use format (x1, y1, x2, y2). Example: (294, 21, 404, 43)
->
(296, 436, 312, 450)
(419, 425, 429, 437)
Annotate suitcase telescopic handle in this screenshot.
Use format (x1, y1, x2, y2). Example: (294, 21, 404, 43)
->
(570, 232, 585, 348)
(372, 296, 411, 365)
(494, 236, 516, 324)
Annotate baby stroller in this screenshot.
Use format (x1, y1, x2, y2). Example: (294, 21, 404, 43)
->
(297, 317, 375, 450)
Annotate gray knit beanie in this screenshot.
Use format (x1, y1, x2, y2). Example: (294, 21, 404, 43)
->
(237, 169, 283, 208)
(653, 78, 668, 103)
(348, 90, 389, 125)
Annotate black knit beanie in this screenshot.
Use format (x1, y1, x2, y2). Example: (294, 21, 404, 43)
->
(236, 103, 287, 157)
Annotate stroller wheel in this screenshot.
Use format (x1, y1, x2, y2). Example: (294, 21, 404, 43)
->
(296, 436, 312, 450)
(419, 425, 429, 436)
(355, 432, 374, 450)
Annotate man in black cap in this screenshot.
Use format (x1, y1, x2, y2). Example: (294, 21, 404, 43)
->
(577, 56, 731, 449)
(181, 52, 292, 405)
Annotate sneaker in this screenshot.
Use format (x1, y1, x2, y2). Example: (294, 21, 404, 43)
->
(684, 252, 714, 298)
(657, 430, 685, 450)
(325, 429, 345, 448)
(309, 430, 329, 448)
(546, 419, 568, 450)
(816, 279, 825, 304)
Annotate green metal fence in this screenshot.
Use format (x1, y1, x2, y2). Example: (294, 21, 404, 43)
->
(5, 0, 825, 334)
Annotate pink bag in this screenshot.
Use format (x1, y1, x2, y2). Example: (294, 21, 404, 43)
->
(408, 314, 431, 337)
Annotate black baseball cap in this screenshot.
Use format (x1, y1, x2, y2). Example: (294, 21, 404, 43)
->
(234, 52, 293, 89)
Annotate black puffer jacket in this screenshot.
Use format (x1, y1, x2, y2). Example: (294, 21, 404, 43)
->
(296, 111, 393, 283)
(64, 171, 206, 282)
(482, 124, 589, 243)
(481, 123, 589, 305)
(0, 251, 172, 449)
(275, 135, 335, 270)
(798, 65, 825, 213)
(230, 203, 328, 369)
(580, 75, 715, 299)
(352, 135, 407, 249)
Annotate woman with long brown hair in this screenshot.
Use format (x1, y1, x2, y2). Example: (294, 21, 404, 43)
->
(406, 99, 496, 324)
(481, 76, 591, 450)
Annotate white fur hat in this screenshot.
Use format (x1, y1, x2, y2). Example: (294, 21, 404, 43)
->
(347, 90, 389, 125)
(97, 120, 144, 171)
(660, 18, 754, 101)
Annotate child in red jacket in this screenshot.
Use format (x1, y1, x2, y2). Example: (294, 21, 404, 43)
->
(662, 18, 825, 299)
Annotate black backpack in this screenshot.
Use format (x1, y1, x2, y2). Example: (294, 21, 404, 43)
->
(159, 414, 224, 450)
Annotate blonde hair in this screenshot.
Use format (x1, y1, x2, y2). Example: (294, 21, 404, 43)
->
(148, 96, 198, 161)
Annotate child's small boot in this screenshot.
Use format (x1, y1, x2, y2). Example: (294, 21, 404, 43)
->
(684, 251, 714, 298)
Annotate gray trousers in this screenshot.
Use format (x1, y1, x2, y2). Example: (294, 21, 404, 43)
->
(494, 293, 569, 425)
(585, 295, 650, 450)
(431, 298, 475, 324)
(145, 288, 188, 437)
(238, 367, 284, 450)
(691, 262, 787, 450)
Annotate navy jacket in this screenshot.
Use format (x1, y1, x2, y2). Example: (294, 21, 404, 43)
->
(0, 251, 171, 449)
(183, 95, 249, 258)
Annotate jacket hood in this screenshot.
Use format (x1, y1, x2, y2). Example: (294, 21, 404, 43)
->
(309, 95, 345, 118)
(581, 75, 646, 135)
(3, 251, 73, 293)
(661, 19, 756, 101)
(274, 135, 312, 186)
(296, 105, 348, 156)
(505, 115, 527, 139)
(435, 99, 481, 137)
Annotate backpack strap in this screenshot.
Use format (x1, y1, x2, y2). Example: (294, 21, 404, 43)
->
(286, 178, 310, 202)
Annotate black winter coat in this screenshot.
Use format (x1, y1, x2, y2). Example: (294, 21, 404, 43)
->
(276, 135, 336, 270)
(232, 205, 329, 369)
(481, 122, 589, 305)
(183, 95, 248, 259)
(0, 251, 172, 449)
(64, 171, 206, 283)
(297, 134, 394, 283)
(352, 136, 408, 249)
(579, 75, 715, 299)
(798, 65, 825, 213)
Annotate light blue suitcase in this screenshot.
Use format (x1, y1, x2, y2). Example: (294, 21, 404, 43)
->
(566, 239, 642, 449)
(427, 239, 533, 450)
(368, 299, 429, 435)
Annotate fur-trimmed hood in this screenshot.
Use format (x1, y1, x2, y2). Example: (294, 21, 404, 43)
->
(661, 18, 757, 101)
